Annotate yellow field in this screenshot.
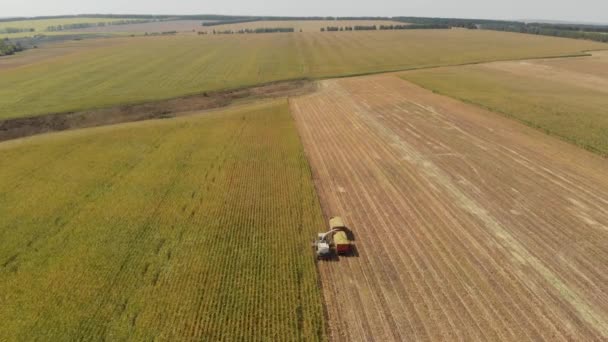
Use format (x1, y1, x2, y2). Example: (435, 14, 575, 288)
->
(1, 29, 605, 120)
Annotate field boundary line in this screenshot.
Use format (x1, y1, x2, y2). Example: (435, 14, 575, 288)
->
(407, 83, 608, 158)
(0, 79, 314, 142)
(288, 96, 334, 342)
(316, 52, 605, 81)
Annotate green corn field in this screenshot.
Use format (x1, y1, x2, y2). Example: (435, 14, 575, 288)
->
(0, 100, 327, 341)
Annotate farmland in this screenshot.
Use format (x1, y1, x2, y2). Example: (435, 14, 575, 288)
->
(202, 20, 403, 32)
(291, 75, 608, 341)
(69, 20, 207, 34)
(0, 100, 326, 340)
(3, 13, 608, 341)
(401, 51, 608, 155)
(0, 17, 145, 38)
(1, 29, 606, 120)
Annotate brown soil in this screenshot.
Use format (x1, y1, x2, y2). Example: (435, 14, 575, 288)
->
(291, 75, 608, 341)
(0, 79, 313, 142)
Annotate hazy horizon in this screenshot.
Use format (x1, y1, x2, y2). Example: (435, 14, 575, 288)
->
(3, 0, 608, 24)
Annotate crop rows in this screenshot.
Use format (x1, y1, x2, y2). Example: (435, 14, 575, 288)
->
(290, 75, 608, 341)
(1, 29, 606, 119)
(0, 100, 326, 340)
(401, 53, 608, 156)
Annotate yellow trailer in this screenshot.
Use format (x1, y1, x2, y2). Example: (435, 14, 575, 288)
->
(329, 216, 351, 254)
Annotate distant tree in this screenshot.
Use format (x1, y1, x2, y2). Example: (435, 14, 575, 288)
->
(0, 38, 24, 56)
(479, 22, 608, 43)
(354, 25, 377, 31)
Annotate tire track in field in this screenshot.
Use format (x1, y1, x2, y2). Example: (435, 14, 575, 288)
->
(351, 79, 608, 338)
(291, 75, 608, 341)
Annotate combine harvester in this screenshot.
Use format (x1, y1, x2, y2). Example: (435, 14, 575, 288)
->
(314, 216, 352, 259)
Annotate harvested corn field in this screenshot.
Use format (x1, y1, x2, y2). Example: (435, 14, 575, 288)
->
(290, 75, 608, 341)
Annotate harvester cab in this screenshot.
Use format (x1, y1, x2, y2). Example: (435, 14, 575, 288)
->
(315, 233, 332, 258)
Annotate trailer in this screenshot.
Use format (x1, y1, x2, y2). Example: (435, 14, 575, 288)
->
(333, 230, 351, 254)
(313, 216, 352, 258)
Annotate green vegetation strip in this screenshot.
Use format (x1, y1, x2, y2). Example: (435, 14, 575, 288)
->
(0, 100, 327, 340)
(401, 67, 608, 156)
(0, 29, 606, 120)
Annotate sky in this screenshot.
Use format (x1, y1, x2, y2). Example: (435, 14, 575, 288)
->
(3, 0, 608, 24)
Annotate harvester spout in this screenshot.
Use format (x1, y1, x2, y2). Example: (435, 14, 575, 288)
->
(320, 229, 340, 242)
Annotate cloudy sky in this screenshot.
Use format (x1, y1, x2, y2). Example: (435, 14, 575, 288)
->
(4, 0, 608, 24)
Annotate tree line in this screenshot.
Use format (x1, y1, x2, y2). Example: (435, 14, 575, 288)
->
(380, 24, 451, 30)
(480, 23, 608, 43)
(5, 14, 608, 44)
(529, 23, 608, 33)
(0, 27, 35, 34)
(322, 25, 377, 31)
(201, 15, 504, 28)
(0, 38, 24, 56)
(202, 19, 266, 27)
(392, 16, 512, 28)
(387, 17, 608, 42)
(46, 19, 156, 32)
(202, 16, 338, 27)
(144, 31, 178, 36)
(0, 14, 243, 23)
(207, 27, 295, 34)
(321, 24, 451, 32)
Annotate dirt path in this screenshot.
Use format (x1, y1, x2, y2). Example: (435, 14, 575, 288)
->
(290, 75, 608, 341)
(0, 79, 313, 142)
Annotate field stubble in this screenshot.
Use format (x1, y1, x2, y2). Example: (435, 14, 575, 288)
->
(291, 75, 608, 341)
